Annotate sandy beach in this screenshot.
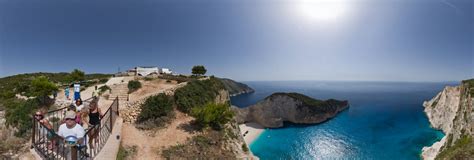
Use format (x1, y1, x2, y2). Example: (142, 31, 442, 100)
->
(239, 122, 265, 146)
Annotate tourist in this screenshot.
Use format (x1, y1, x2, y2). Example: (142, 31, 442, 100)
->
(53, 90, 57, 99)
(73, 98, 84, 112)
(34, 110, 55, 149)
(58, 111, 85, 145)
(65, 86, 70, 100)
(79, 108, 89, 128)
(87, 100, 103, 148)
(92, 85, 98, 98)
(58, 111, 86, 159)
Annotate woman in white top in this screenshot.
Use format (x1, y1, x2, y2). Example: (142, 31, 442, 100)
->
(73, 98, 84, 111)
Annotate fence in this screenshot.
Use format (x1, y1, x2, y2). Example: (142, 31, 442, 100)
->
(31, 97, 119, 160)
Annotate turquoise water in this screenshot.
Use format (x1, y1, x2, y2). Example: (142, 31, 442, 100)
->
(230, 81, 453, 160)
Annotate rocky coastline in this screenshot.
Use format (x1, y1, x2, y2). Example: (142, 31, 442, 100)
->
(422, 80, 473, 160)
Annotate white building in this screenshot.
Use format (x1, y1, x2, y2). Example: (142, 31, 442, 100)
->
(160, 68, 173, 74)
(136, 66, 159, 76)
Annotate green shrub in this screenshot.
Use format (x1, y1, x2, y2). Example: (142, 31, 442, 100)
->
(242, 144, 249, 152)
(160, 74, 195, 83)
(436, 135, 473, 160)
(161, 130, 235, 159)
(99, 85, 111, 95)
(99, 78, 109, 84)
(117, 143, 137, 160)
(144, 77, 153, 81)
(5, 98, 39, 137)
(162, 144, 186, 159)
(191, 103, 234, 130)
(127, 80, 142, 93)
(136, 93, 174, 128)
(174, 77, 225, 113)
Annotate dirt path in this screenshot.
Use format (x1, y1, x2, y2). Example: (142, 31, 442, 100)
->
(121, 111, 196, 159)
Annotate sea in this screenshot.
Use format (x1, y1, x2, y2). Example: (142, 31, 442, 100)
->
(230, 81, 456, 160)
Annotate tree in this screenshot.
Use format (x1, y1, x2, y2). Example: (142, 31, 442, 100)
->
(69, 69, 85, 83)
(191, 65, 207, 76)
(30, 76, 58, 105)
(191, 103, 234, 130)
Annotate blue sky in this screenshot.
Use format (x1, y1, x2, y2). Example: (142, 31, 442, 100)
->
(0, 0, 472, 81)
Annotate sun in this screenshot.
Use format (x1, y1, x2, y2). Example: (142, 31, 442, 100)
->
(295, 0, 350, 23)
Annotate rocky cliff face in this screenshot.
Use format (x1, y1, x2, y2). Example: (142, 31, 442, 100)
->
(422, 80, 474, 160)
(234, 92, 349, 128)
(213, 89, 256, 159)
(219, 78, 255, 96)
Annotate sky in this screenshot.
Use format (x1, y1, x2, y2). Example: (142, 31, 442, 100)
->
(0, 0, 472, 82)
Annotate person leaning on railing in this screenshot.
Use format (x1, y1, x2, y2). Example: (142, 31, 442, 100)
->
(86, 100, 103, 149)
(34, 110, 55, 149)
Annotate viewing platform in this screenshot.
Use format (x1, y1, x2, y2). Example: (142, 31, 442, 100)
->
(31, 97, 121, 160)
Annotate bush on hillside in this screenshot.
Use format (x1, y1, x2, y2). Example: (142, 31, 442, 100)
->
(161, 130, 235, 159)
(31, 76, 58, 105)
(436, 134, 474, 160)
(117, 143, 137, 160)
(191, 103, 234, 130)
(99, 78, 109, 84)
(144, 77, 154, 81)
(174, 77, 225, 113)
(136, 93, 174, 129)
(4, 98, 39, 137)
(99, 85, 111, 95)
(127, 80, 142, 94)
(242, 144, 249, 152)
(160, 74, 195, 84)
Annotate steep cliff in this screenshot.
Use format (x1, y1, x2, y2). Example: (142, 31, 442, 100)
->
(219, 78, 255, 96)
(422, 79, 474, 160)
(234, 92, 349, 128)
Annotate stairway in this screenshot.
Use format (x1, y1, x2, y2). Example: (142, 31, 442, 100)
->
(110, 84, 129, 101)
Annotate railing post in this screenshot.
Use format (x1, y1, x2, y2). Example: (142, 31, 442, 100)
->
(110, 103, 113, 131)
(71, 146, 77, 160)
(116, 97, 119, 116)
(31, 116, 35, 149)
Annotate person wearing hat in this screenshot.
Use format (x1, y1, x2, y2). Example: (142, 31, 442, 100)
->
(58, 111, 85, 145)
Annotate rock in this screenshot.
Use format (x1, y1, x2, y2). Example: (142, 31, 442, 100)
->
(233, 92, 349, 128)
(421, 80, 474, 160)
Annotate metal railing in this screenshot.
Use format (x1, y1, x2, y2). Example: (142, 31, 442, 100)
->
(32, 97, 119, 160)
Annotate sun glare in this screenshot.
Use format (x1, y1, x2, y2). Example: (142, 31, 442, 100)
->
(295, 0, 350, 23)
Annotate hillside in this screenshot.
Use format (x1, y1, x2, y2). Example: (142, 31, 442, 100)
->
(218, 78, 254, 96)
(119, 77, 253, 159)
(0, 72, 111, 108)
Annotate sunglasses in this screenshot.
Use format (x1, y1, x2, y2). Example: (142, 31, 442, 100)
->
(65, 118, 75, 121)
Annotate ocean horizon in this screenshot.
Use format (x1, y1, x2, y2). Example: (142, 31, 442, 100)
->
(231, 81, 456, 160)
